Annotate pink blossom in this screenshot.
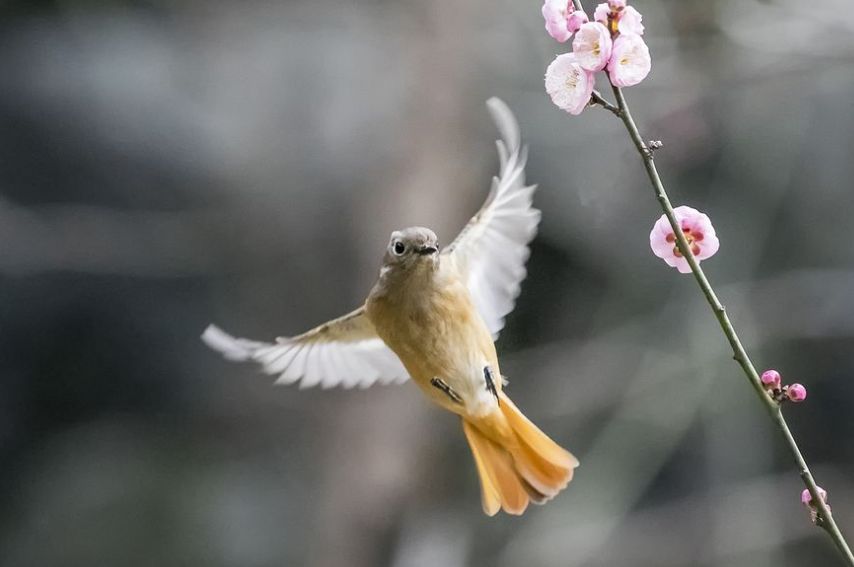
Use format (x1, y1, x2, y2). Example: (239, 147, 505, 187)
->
(545, 53, 595, 115)
(608, 0, 626, 9)
(618, 6, 645, 35)
(542, 0, 573, 43)
(567, 10, 589, 34)
(546, 53, 594, 115)
(649, 206, 720, 274)
(608, 33, 652, 87)
(802, 486, 828, 506)
(593, 2, 611, 24)
(572, 22, 613, 72)
(761, 369, 781, 390)
(787, 383, 807, 402)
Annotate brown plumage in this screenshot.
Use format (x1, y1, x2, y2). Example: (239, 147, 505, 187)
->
(366, 242, 576, 515)
(202, 98, 578, 515)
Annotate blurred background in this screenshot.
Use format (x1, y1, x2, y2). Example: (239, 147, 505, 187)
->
(2, 0, 854, 565)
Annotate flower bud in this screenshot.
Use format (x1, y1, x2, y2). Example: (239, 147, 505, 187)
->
(760, 369, 781, 390)
(801, 487, 827, 506)
(787, 383, 807, 402)
(802, 486, 830, 525)
(567, 10, 589, 33)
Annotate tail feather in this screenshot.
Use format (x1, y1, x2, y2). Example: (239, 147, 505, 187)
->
(463, 391, 578, 515)
(463, 420, 502, 516)
(499, 392, 578, 470)
(463, 420, 529, 515)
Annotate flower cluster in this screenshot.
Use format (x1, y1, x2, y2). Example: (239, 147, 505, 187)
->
(649, 206, 719, 273)
(760, 369, 808, 404)
(802, 486, 830, 525)
(543, 0, 651, 115)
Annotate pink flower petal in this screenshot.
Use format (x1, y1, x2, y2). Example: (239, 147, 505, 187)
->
(542, 0, 572, 42)
(542, 0, 569, 23)
(567, 10, 589, 34)
(618, 6, 645, 35)
(608, 33, 651, 87)
(593, 2, 611, 24)
(545, 53, 595, 115)
(572, 22, 613, 72)
(545, 18, 572, 42)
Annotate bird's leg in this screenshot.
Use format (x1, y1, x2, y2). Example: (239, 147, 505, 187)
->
(483, 366, 499, 405)
(430, 377, 463, 405)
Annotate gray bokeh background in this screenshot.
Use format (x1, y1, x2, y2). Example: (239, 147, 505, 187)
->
(2, 0, 853, 566)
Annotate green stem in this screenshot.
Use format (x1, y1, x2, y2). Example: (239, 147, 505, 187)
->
(606, 77, 854, 566)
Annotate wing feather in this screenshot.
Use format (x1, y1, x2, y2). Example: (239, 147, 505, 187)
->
(202, 307, 409, 389)
(444, 98, 540, 338)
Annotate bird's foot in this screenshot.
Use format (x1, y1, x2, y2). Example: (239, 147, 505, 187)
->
(483, 366, 499, 405)
(430, 378, 463, 405)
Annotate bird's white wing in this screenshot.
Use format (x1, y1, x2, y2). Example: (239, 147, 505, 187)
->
(443, 98, 540, 338)
(202, 307, 409, 389)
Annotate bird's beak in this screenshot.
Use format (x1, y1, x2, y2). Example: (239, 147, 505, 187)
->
(417, 245, 439, 256)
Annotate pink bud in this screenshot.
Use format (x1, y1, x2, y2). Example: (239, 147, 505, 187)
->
(567, 10, 589, 34)
(787, 383, 807, 402)
(760, 369, 781, 389)
(802, 486, 828, 506)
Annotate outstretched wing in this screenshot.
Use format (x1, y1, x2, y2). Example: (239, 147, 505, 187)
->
(443, 98, 540, 338)
(202, 307, 409, 389)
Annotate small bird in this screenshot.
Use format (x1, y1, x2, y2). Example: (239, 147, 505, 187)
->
(202, 98, 578, 515)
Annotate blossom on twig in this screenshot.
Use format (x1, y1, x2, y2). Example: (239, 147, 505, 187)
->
(608, 33, 651, 87)
(544, 0, 651, 114)
(573, 22, 613, 72)
(545, 53, 595, 115)
(542, 0, 574, 42)
(649, 206, 719, 273)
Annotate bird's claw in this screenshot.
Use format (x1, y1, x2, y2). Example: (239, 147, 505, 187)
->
(484, 366, 499, 405)
(431, 377, 463, 405)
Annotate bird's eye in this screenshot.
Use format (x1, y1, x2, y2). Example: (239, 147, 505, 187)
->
(393, 241, 406, 255)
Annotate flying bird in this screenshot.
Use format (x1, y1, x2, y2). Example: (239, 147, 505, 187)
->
(202, 98, 578, 515)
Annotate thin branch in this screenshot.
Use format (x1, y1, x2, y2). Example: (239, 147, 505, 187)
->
(606, 79, 854, 565)
(589, 90, 621, 116)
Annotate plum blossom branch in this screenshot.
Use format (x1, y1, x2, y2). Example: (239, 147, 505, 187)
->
(548, 0, 854, 563)
(604, 48, 854, 567)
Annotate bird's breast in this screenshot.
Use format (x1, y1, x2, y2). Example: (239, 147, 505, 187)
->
(367, 272, 499, 415)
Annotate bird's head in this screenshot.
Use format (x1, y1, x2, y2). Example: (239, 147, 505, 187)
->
(382, 227, 440, 272)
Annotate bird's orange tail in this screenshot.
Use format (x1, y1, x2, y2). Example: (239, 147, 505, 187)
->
(462, 391, 578, 516)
